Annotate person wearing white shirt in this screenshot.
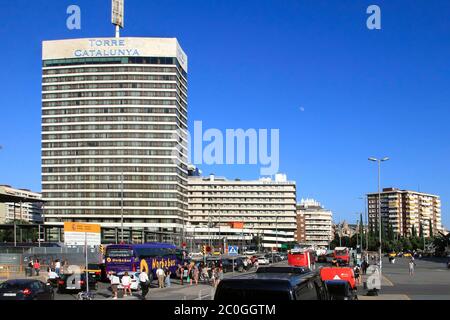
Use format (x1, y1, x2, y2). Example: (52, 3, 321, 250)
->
(109, 272, 120, 299)
(138, 270, 150, 299)
(156, 267, 165, 288)
(121, 272, 132, 297)
(54, 260, 61, 275)
(47, 269, 59, 280)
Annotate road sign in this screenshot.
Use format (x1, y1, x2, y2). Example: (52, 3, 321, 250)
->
(228, 246, 239, 255)
(64, 222, 101, 246)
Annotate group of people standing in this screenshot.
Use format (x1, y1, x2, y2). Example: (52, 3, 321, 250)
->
(176, 261, 224, 288)
(25, 258, 41, 277)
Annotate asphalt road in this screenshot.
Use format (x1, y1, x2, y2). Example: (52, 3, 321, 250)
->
(377, 257, 450, 300)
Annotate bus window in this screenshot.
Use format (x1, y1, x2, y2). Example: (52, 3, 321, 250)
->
(106, 248, 133, 257)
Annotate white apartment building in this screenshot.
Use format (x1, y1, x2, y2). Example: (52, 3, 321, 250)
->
(41, 38, 189, 243)
(296, 199, 333, 248)
(188, 174, 297, 250)
(367, 188, 443, 238)
(0, 186, 43, 224)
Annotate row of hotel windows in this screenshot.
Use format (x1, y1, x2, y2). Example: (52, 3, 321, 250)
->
(43, 66, 180, 75)
(46, 201, 186, 208)
(43, 175, 186, 182)
(191, 211, 296, 216)
(190, 185, 295, 190)
(42, 116, 183, 125)
(43, 91, 182, 100)
(43, 141, 178, 148)
(43, 108, 187, 119)
(42, 132, 184, 140)
(43, 183, 185, 191)
(42, 124, 183, 132)
(43, 74, 187, 88)
(44, 192, 186, 199)
(43, 160, 185, 168)
(189, 198, 295, 203)
(190, 205, 295, 209)
(43, 82, 178, 91)
(190, 190, 294, 194)
(43, 99, 187, 109)
(43, 56, 187, 78)
(43, 209, 184, 216)
(43, 167, 185, 175)
(44, 66, 187, 86)
(43, 149, 180, 157)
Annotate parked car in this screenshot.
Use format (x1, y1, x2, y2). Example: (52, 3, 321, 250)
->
(215, 266, 327, 301)
(243, 250, 257, 255)
(222, 258, 245, 273)
(257, 256, 270, 265)
(87, 263, 102, 282)
(57, 273, 97, 294)
(0, 279, 54, 300)
(117, 272, 142, 291)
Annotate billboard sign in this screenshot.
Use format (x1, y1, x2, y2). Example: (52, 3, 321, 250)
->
(112, 0, 124, 28)
(64, 222, 101, 246)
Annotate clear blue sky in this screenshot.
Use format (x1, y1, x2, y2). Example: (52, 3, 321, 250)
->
(0, 0, 449, 227)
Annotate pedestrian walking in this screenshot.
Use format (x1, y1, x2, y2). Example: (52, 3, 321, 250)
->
(55, 259, 61, 275)
(193, 265, 199, 285)
(156, 266, 165, 288)
(353, 264, 361, 285)
(109, 272, 120, 299)
(186, 265, 192, 285)
(165, 268, 171, 288)
(26, 259, 33, 277)
(139, 270, 150, 300)
(121, 271, 132, 297)
(409, 259, 415, 276)
(217, 266, 224, 286)
(33, 259, 41, 276)
(211, 267, 218, 288)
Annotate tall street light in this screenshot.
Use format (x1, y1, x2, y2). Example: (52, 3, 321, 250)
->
(368, 157, 389, 273)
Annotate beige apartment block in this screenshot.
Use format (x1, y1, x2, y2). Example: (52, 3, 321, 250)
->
(367, 188, 443, 238)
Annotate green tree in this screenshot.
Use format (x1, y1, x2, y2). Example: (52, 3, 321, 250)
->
(419, 222, 424, 239)
(429, 219, 433, 238)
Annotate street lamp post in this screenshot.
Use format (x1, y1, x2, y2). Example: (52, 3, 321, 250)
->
(120, 171, 124, 243)
(368, 157, 389, 274)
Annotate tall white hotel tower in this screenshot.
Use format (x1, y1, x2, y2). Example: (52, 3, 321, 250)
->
(41, 6, 188, 243)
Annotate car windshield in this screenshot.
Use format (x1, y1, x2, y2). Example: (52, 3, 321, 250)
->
(335, 250, 347, 256)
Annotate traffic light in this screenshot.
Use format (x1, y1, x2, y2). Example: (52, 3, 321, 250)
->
(99, 244, 105, 255)
(202, 245, 207, 255)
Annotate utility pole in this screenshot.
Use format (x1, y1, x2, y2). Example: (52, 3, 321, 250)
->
(369, 157, 389, 274)
(120, 171, 124, 243)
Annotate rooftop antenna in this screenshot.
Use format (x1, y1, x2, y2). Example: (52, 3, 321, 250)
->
(112, 0, 125, 38)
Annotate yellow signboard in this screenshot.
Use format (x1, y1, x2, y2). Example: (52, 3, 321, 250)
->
(64, 222, 101, 234)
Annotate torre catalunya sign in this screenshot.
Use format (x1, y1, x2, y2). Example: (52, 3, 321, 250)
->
(42, 37, 188, 72)
(74, 39, 140, 57)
